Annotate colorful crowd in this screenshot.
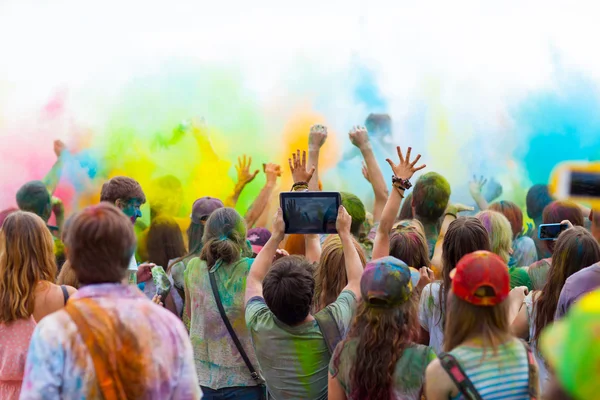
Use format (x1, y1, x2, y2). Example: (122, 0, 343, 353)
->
(0, 119, 598, 400)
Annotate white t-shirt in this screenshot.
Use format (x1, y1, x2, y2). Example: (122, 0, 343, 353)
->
(418, 282, 445, 354)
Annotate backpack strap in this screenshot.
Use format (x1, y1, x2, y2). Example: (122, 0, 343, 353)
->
(314, 307, 342, 356)
(520, 339, 539, 399)
(208, 263, 261, 383)
(438, 352, 484, 400)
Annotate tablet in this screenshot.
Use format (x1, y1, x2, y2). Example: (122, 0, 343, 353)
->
(280, 192, 341, 234)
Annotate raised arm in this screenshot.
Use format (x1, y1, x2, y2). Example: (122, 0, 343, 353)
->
(372, 146, 426, 259)
(338, 206, 365, 299)
(244, 163, 281, 228)
(469, 175, 489, 211)
(307, 124, 327, 191)
(245, 208, 286, 304)
(224, 155, 259, 208)
(305, 234, 322, 264)
(42, 140, 67, 195)
(349, 126, 388, 222)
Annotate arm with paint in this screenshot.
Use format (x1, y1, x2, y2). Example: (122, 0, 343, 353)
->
(244, 163, 281, 228)
(372, 146, 426, 259)
(245, 208, 286, 304)
(224, 155, 259, 208)
(350, 126, 388, 222)
(469, 175, 489, 211)
(307, 124, 327, 191)
(42, 140, 67, 196)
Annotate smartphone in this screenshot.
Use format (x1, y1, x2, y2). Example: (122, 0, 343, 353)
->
(538, 223, 568, 241)
(552, 163, 600, 205)
(280, 192, 341, 234)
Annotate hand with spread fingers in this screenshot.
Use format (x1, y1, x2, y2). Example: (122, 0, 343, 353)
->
(236, 155, 260, 186)
(469, 175, 487, 197)
(385, 146, 426, 181)
(288, 149, 316, 184)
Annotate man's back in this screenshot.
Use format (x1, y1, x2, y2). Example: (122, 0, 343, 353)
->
(20, 283, 201, 400)
(245, 290, 356, 400)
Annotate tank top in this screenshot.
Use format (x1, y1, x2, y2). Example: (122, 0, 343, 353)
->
(450, 339, 531, 400)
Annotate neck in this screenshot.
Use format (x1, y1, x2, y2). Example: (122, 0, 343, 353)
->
(416, 216, 439, 238)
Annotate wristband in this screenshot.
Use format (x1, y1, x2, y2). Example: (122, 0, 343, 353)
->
(392, 176, 412, 190)
(444, 212, 457, 219)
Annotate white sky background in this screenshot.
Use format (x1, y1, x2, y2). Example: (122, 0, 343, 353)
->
(2, 0, 600, 204)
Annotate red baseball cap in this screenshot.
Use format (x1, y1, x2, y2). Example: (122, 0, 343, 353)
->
(450, 251, 510, 306)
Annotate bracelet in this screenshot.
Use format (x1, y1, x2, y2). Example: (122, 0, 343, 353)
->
(392, 176, 412, 190)
(291, 182, 309, 191)
(444, 212, 457, 219)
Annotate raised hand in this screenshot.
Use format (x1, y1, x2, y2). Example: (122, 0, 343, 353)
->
(263, 163, 282, 185)
(336, 205, 352, 237)
(236, 155, 260, 186)
(308, 124, 328, 150)
(288, 149, 316, 184)
(361, 161, 372, 183)
(385, 146, 426, 180)
(53, 140, 66, 158)
(469, 175, 487, 196)
(446, 203, 475, 216)
(349, 125, 370, 149)
(272, 208, 286, 240)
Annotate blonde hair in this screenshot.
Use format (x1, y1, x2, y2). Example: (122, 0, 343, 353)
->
(0, 211, 57, 323)
(476, 210, 513, 263)
(314, 235, 367, 312)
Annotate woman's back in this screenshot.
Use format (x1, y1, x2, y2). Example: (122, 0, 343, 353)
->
(449, 338, 530, 400)
(185, 256, 258, 389)
(331, 339, 435, 400)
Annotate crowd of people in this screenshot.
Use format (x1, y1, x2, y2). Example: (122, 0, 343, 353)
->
(1, 117, 599, 399)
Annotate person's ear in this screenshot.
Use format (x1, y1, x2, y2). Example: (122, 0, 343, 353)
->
(115, 199, 125, 210)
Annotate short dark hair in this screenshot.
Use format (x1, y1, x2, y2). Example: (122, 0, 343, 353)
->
(100, 176, 146, 205)
(526, 184, 554, 221)
(412, 172, 451, 223)
(66, 203, 136, 285)
(263, 255, 314, 325)
(16, 181, 51, 221)
(340, 192, 366, 236)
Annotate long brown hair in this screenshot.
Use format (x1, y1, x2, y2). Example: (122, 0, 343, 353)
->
(444, 292, 511, 352)
(0, 211, 57, 323)
(532, 227, 600, 344)
(146, 216, 186, 273)
(313, 235, 366, 312)
(199, 208, 248, 268)
(438, 218, 490, 325)
(389, 225, 431, 269)
(338, 295, 420, 400)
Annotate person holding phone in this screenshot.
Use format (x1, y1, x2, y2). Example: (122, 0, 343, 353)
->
(511, 226, 600, 392)
(526, 200, 584, 291)
(244, 206, 364, 399)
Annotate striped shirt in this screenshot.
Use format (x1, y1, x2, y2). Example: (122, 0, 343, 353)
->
(450, 339, 531, 400)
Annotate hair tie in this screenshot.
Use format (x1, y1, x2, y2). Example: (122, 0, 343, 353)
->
(218, 235, 228, 242)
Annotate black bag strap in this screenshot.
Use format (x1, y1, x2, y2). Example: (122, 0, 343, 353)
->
(520, 339, 539, 399)
(438, 352, 484, 400)
(208, 264, 260, 382)
(314, 307, 343, 356)
(61, 285, 70, 305)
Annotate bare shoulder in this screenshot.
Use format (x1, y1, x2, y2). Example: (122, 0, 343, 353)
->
(425, 357, 457, 399)
(33, 281, 70, 322)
